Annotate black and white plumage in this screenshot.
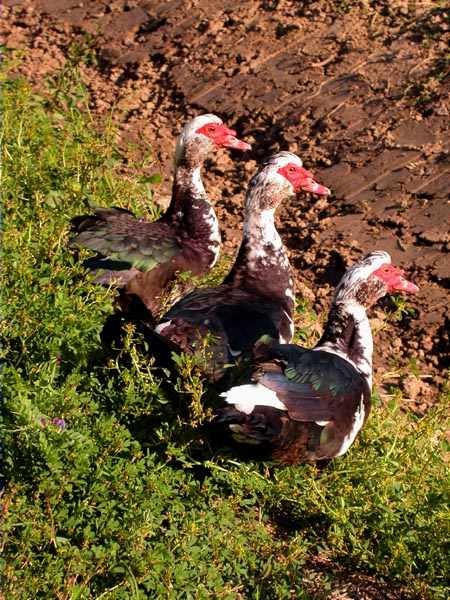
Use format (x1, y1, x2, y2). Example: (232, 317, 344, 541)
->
(217, 251, 418, 463)
(70, 114, 250, 318)
(152, 152, 331, 380)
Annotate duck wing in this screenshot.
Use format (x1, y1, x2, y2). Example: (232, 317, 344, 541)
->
(155, 286, 285, 380)
(257, 350, 369, 425)
(70, 207, 180, 276)
(163, 286, 283, 354)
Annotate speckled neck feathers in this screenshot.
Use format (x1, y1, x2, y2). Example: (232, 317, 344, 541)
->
(162, 157, 220, 268)
(316, 301, 373, 385)
(225, 182, 295, 342)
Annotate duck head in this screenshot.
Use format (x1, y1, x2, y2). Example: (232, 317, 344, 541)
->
(175, 114, 251, 167)
(245, 151, 330, 213)
(333, 251, 419, 308)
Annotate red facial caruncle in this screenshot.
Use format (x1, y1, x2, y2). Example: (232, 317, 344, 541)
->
(277, 162, 330, 196)
(372, 264, 419, 294)
(195, 123, 251, 150)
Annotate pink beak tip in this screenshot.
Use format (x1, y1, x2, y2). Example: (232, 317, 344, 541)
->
(310, 183, 331, 196)
(228, 138, 252, 151)
(405, 281, 419, 293)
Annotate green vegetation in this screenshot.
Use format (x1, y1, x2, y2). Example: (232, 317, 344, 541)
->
(2, 65, 450, 599)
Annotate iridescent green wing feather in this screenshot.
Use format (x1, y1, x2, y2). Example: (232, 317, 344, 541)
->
(70, 208, 180, 272)
(258, 349, 366, 422)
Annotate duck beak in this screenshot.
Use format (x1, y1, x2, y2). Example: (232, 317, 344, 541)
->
(297, 168, 330, 196)
(374, 264, 419, 294)
(395, 278, 419, 294)
(392, 268, 419, 294)
(220, 127, 252, 151)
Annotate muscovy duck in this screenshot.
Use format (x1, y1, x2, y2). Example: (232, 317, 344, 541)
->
(217, 251, 418, 463)
(70, 114, 250, 316)
(152, 151, 330, 380)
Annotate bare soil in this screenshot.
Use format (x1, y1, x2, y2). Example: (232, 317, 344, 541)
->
(3, 0, 449, 414)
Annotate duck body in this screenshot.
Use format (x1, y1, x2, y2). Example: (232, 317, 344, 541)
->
(70, 115, 250, 317)
(218, 342, 371, 463)
(152, 152, 330, 380)
(217, 251, 419, 463)
(157, 286, 292, 380)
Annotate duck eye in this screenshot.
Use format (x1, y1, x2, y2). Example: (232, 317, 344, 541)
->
(208, 126, 217, 133)
(288, 166, 296, 173)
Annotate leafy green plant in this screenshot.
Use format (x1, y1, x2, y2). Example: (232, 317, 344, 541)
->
(388, 294, 417, 322)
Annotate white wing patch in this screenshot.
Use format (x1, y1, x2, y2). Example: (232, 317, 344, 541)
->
(228, 347, 242, 357)
(220, 383, 287, 415)
(154, 320, 172, 334)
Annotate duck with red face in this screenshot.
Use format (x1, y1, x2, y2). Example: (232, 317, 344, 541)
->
(372, 264, 419, 294)
(194, 121, 251, 151)
(217, 250, 418, 464)
(277, 161, 330, 196)
(70, 114, 250, 318)
(149, 151, 330, 381)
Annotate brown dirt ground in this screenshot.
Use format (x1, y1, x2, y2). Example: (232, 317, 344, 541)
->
(2, 1, 449, 413)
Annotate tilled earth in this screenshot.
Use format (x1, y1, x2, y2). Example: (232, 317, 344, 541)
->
(3, 0, 449, 412)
